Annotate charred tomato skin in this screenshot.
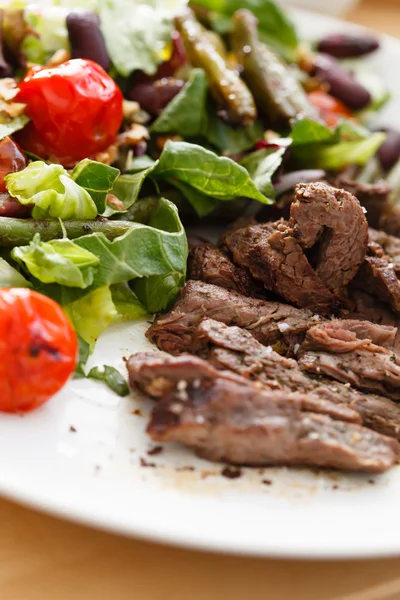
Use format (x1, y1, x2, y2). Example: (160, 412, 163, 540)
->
(15, 59, 123, 166)
(0, 288, 78, 412)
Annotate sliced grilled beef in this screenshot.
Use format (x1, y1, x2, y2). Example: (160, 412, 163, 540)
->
(369, 228, 400, 277)
(193, 318, 400, 441)
(353, 239, 400, 315)
(187, 243, 267, 298)
(224, 221, 335, 314)
(299, 320, 400, 400)
(330, 177, 391, 229)
(147, 376, 398, 473)
(146, 280, 317, 356)
(380, 205, 400, 237)
(127, 351, 239, 398)
(290, 182, 368, 294)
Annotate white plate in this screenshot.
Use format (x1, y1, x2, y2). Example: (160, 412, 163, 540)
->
(2, 10, 400, 560)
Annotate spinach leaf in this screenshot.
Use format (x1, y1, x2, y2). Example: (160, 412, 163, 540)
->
(240, 147, 285, 200)
(290, 119, 336, 147)
(151, 141, 267, 203)
(0, 115, 29, 141)
(131, 271, 186, 313)
(203, 107, 265, 154)
(87, 365, 129, 397)
(104, 167, 154, 217)
(74, 335, 90, 378)
(170, 179, 217, 217)
(71, 159, 120, 214)
(151, 69, 208, 137)
(99, 0, 176, 76)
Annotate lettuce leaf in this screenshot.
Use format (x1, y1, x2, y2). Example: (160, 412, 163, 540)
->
(151, 69, 208, 137)
(12, 234, 99, 288)
(0, 115, 29, 141)
(23, 5, 70, 64)
(64, 285, 117, 351)
(110, 282, 147, 321)
(290, 120, 386, 170)
(74, 197, 188, 312)
(98, 0, 179, 76)
(0, 256, 31, 287)
(312, 133, 387, 171)
(5, 161, 98, 219)
(71, 159, 120, 214)
(193, 0, 298, 59)
(151, 141, 268, 203)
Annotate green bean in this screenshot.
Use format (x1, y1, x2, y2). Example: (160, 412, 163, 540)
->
(0, 217, 136, 247)
(230, 9, 317, 125)
(174, 10, 257, 127)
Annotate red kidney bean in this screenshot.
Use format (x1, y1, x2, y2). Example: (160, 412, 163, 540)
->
(313, 53, 371, 111)
(317, 33, 380, 59)
(128, 77, 185, 116)
(133, 140, 148, 157)
(377, 129, 400, 171)
(66, 10, 110, 72)
(0, 193, 31, 217)
(156, 31, 188, 78)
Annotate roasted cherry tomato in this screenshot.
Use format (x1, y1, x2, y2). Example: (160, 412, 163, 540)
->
(308, 90, 353, 128)
(15, 59, 123, 166)
(0, 288, 78, 412)
(0, 136, 26, 192)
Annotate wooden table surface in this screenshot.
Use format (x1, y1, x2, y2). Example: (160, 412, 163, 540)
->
(4, 2, 400, 599)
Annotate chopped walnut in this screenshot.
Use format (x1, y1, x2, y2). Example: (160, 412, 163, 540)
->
(93, 143, 119, 165)
(156, 135, 184, 152)
(45, 49, 71, 68)
(123, 99, 150, 125)
(106, 194, 125, 212)
(0, 78, 26, 122)
(117, 123, 149, 147)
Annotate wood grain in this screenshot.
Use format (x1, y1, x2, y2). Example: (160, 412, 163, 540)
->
(2, 3, 400, 599)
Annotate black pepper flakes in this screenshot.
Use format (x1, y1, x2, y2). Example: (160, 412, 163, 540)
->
(147, 445, 163, 456)
(262, 479, 272, 486)
(140, 457, 156, 468)
(69, 425, 77, 433)
(221, 466, 242, 479)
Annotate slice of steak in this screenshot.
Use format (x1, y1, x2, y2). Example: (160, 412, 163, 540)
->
(329, 177, 391, 229)
(353, 240, 400, 315)
(379, 205, 400, 237)
(301, 318, 397, 351)
(146, 280, 317, 356)
(344, 289, 399, 326)
(299, 321, 400, 400)
(193, 318, 400, 440)
(224, 221, 335, 314)
(369, 228, 400, 277)
(187, 243, 267, 299)
(127, 351, 241, 398)
(290, 182, 368, 294)
(128, 348, 356, 422)
(148, 378, 399, 473)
